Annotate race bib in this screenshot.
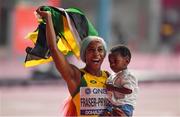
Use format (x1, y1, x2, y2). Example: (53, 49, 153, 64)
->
(80, 87, 109, 115)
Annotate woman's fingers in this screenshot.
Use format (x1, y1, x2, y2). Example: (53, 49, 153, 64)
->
(36, 8, 51, 19)
(36, 8, 40, 14)
(36, 6, 44, 13)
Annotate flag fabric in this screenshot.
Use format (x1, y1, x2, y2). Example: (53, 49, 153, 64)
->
(62, 97, 77, 116)
(25, 6, 98, 67)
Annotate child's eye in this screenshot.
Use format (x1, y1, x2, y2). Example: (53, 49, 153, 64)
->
(115, 59, 121, 63)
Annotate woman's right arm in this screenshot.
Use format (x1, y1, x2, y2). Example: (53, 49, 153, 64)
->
(36, 8, 81, 95)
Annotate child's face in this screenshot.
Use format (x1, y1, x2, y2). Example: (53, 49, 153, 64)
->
(108, 52, 129, 73)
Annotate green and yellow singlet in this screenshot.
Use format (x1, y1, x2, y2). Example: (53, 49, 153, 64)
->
(72, 69, 109, 116)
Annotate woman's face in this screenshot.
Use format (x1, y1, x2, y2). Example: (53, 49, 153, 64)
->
(85, 40, 106, 69)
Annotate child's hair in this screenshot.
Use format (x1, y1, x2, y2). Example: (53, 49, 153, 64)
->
(110, 45, 131, 62)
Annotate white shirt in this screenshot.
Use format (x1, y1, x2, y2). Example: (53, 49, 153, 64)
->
(106, 69, 139, 107)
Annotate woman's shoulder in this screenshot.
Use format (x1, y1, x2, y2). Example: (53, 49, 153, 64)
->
(102, 70, 110, 78)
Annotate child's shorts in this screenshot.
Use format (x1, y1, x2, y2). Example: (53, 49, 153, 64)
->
(106, 104, 134, 117)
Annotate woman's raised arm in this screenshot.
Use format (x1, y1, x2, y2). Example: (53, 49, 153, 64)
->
(36, 8, 81, 95)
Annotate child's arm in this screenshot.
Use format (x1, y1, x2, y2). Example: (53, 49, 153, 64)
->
(106, 84, 132, 94)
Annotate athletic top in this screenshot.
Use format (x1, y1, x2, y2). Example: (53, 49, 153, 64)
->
(72, 69, 109, 116)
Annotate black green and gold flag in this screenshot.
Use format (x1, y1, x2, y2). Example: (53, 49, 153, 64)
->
(25, 6, 98, 67)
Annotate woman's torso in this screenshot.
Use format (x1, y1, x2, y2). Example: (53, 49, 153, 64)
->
(72, 69, 109, 116)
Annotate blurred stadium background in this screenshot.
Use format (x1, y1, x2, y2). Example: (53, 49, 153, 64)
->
(0, 0, 180, 116)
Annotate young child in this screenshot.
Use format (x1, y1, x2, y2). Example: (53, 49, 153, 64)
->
(102, 45, 138, 117)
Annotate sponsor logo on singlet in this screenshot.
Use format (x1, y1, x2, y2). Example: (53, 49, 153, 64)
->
(85, 88, 91, 94)
(90, 80, 97, 84)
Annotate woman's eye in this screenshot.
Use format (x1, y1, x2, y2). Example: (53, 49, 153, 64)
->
(98, 48, 103, 52)
(88, 48, 94, 52)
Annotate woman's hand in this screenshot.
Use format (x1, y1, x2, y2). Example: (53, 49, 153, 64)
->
(36, 7, 51, 20)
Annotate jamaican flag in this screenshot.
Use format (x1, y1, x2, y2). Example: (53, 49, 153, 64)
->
(25, 6, 98, 67)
